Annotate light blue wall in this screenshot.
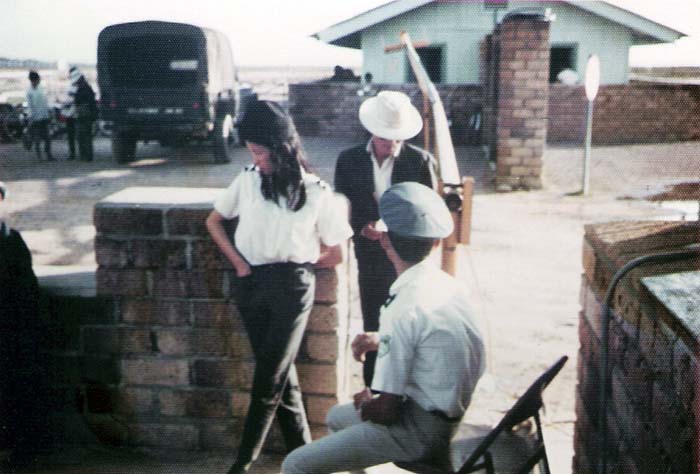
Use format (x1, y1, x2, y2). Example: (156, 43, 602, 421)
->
(360, 1, 633, 85)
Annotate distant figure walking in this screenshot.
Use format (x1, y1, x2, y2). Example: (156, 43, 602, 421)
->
(62, 67, 80, 160)
(71, 67, 98, 161)
(25, 71, 53, 161)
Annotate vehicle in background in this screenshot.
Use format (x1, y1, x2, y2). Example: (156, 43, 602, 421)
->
(97, 21, 249, 163)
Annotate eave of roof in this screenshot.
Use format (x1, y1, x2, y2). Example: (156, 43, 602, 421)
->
(313, 0, 686, 49)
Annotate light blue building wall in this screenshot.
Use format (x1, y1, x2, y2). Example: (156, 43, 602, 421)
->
(359, 1, 634, 85)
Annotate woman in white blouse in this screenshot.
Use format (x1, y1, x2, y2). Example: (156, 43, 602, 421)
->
(206, 100, 352, 474)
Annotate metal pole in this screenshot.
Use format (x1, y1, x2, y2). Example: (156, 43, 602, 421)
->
(582, 99, 594, 195)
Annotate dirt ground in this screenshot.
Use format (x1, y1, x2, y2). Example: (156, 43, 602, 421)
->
(0, 136, 698, 473)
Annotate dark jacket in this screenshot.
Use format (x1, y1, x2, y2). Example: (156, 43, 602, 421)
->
(74, 78, 97, 121)
(334, 143, 436, 263)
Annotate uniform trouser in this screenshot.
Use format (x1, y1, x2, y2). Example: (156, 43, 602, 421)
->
(233, 262, 315, 466)
(30, 119, 51, 158)
(76, 119, 93, 161)
(65, 117, 76, 158)
(357, 257, 395, 387)
(282, 399, 459, 474)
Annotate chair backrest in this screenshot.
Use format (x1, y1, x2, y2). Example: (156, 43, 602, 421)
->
(457, 355, 568, 474)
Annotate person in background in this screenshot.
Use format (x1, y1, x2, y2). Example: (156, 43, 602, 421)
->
(205, 100, 352, 474)
(25, 70, 53, 161)
(282, 182, 486, 474)
(62, 66, 81, 160)
(334, 90, 436, 388)
(71, 67, 97, 162)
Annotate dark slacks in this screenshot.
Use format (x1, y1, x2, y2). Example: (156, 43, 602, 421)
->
(76, 119, 93, 161)
(357, 257, 396, 387)
(65, 117, 76, 158)
(30, 119, 51, 159)
(234, 262, 315, 466)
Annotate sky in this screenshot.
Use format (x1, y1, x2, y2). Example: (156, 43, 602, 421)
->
(1, 0, 699, 68)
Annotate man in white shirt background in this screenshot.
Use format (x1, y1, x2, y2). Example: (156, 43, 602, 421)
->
(25, 70, 53, 161)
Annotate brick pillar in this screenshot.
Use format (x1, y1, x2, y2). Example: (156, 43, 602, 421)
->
(494, 15, 550, 191)
(92, 187, 351, 451)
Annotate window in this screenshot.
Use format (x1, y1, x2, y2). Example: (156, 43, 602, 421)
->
(549, 45, 577, 83)
(407, 46, 443, 83)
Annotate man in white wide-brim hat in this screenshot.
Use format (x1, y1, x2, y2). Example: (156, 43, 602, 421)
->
(334, 90, 437, 389)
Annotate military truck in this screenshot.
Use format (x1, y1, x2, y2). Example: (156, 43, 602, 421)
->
(97, 21, 248, 163)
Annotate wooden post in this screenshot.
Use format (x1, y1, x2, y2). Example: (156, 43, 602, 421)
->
(459, 177, 474, 245)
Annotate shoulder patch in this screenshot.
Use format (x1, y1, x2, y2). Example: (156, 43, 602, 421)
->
(378, 335, 392, 358)
(312, 178, 329, 190)
(244, 165, 257, 172)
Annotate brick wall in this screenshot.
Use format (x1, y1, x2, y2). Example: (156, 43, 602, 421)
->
(40, 187, 352, 451)
(289, 82, 483, 145)
(289, 81, 700, 152)
(576, 221, 700, 473)
(549, 82, 700, 144)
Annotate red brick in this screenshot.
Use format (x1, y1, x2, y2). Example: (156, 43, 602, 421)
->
(303, 334, 339, 362)
(188, 269, 227, 299)
(95, 236, 130, 267)
(131, 239, 188, 269)
(307, 303, 340, 332)
(82, 326, 152, 354)
(304, 395, 337, 425)
(231, 391, 251, 416)
(94, 206, 164, 236)
(121, 359, 189, 386)
(191, 240, 232, 269)
(113, 387, 154, 416)
(314, 268, 339, 304)
(200, 421, 239, 450)
(96, 267, 148, 297)
(159, 389, 231, 418)
(229, 331, 253, 359)
(165, 208, 212, 237)
(121, 299, 191, 326)
(298, 363, 338, 395)
(193, 359, 254, 388)
(155, 328, 231, 356)
(193, 301, 243, 331)
(127, 423, 199, 449)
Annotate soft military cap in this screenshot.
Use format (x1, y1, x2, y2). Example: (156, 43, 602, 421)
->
(379, 182, 453, 239)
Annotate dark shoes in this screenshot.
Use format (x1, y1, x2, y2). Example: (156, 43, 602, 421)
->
(226, 461, 252, 474)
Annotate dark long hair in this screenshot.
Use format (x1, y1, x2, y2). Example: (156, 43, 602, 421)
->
(238, 100, 311, 211)
(259, 132, 310, 212)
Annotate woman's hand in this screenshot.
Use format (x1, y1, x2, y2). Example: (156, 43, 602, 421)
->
(234, 261, 252, 278)
(206, 210, 251, 276)
(315, 244, 343, 268)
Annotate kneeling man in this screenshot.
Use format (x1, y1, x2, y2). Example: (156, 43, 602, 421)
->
(282, 182, 486, 474)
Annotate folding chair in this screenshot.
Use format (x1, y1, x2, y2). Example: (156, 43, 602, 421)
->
(395, 355, 568, 474)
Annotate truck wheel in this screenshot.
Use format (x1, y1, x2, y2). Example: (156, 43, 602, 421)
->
(112, 132, 137, 163)
(213, 114, 235, 163)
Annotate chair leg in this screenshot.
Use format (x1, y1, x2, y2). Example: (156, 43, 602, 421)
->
(534, 413, 550, 474)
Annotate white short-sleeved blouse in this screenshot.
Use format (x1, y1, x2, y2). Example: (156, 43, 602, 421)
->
(214, 167, 353, 266)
